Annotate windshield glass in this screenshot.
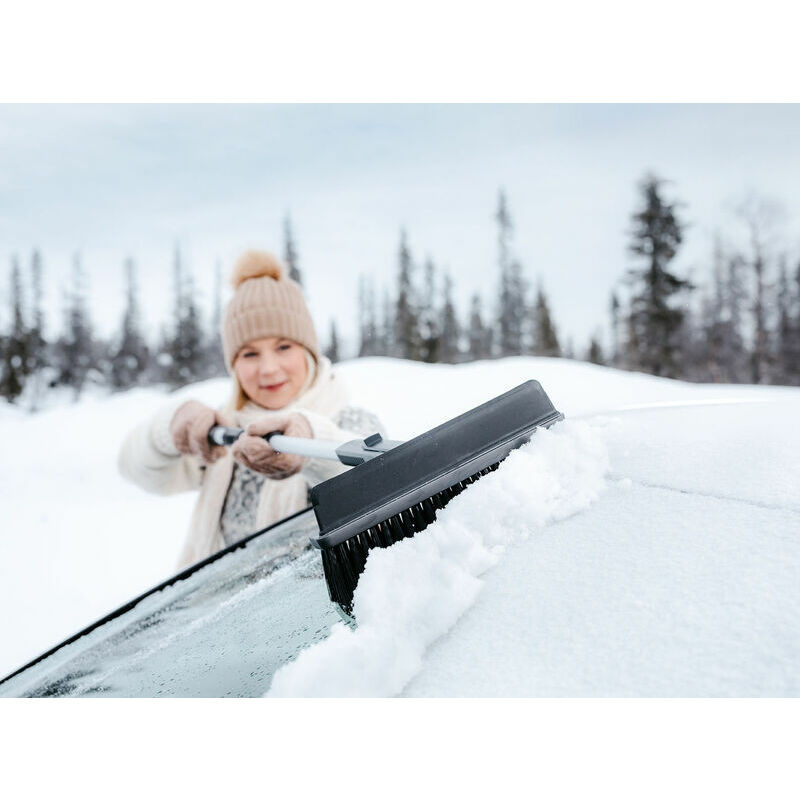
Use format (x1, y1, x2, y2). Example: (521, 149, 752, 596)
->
(0, 509, 339, 697)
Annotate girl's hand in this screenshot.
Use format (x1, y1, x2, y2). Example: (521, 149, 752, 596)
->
(231, 412, 313, 478)
(169, 400, 227, 464)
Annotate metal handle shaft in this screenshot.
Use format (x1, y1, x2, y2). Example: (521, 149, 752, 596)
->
(209, 425, 340, 460)
(208, 425, 403, 466)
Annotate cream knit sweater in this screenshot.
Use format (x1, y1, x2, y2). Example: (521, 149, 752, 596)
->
(117, 357, 385, 569)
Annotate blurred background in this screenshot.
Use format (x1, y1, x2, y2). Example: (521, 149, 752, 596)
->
(2, 103, 800, 406)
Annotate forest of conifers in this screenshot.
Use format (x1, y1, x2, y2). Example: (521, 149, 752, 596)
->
(2, 174, 799, 408)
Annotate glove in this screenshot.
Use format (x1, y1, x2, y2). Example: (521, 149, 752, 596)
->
(231, 412, 313, 479)
(169, 400, 227, 465)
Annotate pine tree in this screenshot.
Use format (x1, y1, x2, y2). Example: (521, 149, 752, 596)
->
(111, 258, 150, 390)
(164, 245, 205, 387)
(467, 293, 492, 361)
(55, 252, 94, 399)
(699, 237, 727, 382)
(206, 259, 226, 376)
(737, 196, 781, 384)
(358, 275, 379, 357)
(789, 260, 800, 384)
(507, 259, 527, 354)
(626, 174, 691, 378)
(26, 249, 48, 409)
(750, 232, 770, 384)
(621, 293, 638, 370)
(495, 190, 512, 355)
(357, 275, 367, 356)
(609, 291, 621, 367)
(439, 271, 460, 363)
(532, 282, 560, 357)
(380, 287, 393, 357)
(693, 236, 749, 384)
(394, 229, 423, 360)
(418, 257, 441, 363)
(587, 335, 605, 365)
(212, 259, 222, 335)
(494, 191, 526, 356)
(720, 252, 749, 383)
(676, 300, 702, 382)
(325, 319, 341, 363)
(0, 256, 29, 402)
(180, 273, 204, 383)
(774, 256, 800, 385)
(775, 258, 792, 384)
(283, 214, 303, 288)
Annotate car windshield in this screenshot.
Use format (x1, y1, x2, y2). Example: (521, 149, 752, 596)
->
(0, 508, 340, 697)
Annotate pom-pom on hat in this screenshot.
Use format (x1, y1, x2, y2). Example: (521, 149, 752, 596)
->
(222, 250, 320, 369)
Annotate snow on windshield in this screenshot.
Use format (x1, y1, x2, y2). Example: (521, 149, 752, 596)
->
(268, 418, 610, 696)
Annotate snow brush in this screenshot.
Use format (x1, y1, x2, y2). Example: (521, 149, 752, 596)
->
(211, 380, 563, 615)
(311, 380, 562, 614)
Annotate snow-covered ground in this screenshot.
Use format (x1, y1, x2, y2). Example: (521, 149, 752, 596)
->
(1, 357, 798, 694)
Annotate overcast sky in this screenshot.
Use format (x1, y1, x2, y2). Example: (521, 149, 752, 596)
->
(1, 104, 799, 355)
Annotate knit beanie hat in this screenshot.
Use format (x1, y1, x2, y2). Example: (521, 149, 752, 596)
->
(222, 250, 320, 369)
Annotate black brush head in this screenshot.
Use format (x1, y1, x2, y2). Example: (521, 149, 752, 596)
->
(318, 463, 501, 612)
(311, 380, 563, 614)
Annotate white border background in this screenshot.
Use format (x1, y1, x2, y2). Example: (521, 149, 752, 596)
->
(2, 1, 798, 797)
(2, 1, 798, 102)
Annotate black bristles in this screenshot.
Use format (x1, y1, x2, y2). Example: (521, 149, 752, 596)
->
(319, 460, 502, 613)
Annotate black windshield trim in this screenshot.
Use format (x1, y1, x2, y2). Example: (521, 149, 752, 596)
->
(0, 506, 315, 687)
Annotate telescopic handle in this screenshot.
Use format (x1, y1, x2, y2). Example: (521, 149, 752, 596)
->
(208, 425, 341, 460)
(207, 425, 404, 466)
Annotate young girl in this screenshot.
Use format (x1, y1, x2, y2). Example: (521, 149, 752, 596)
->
(118, 250, 385, 568)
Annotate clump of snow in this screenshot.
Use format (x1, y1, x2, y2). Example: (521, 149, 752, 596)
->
(267, 420, 609, 697)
